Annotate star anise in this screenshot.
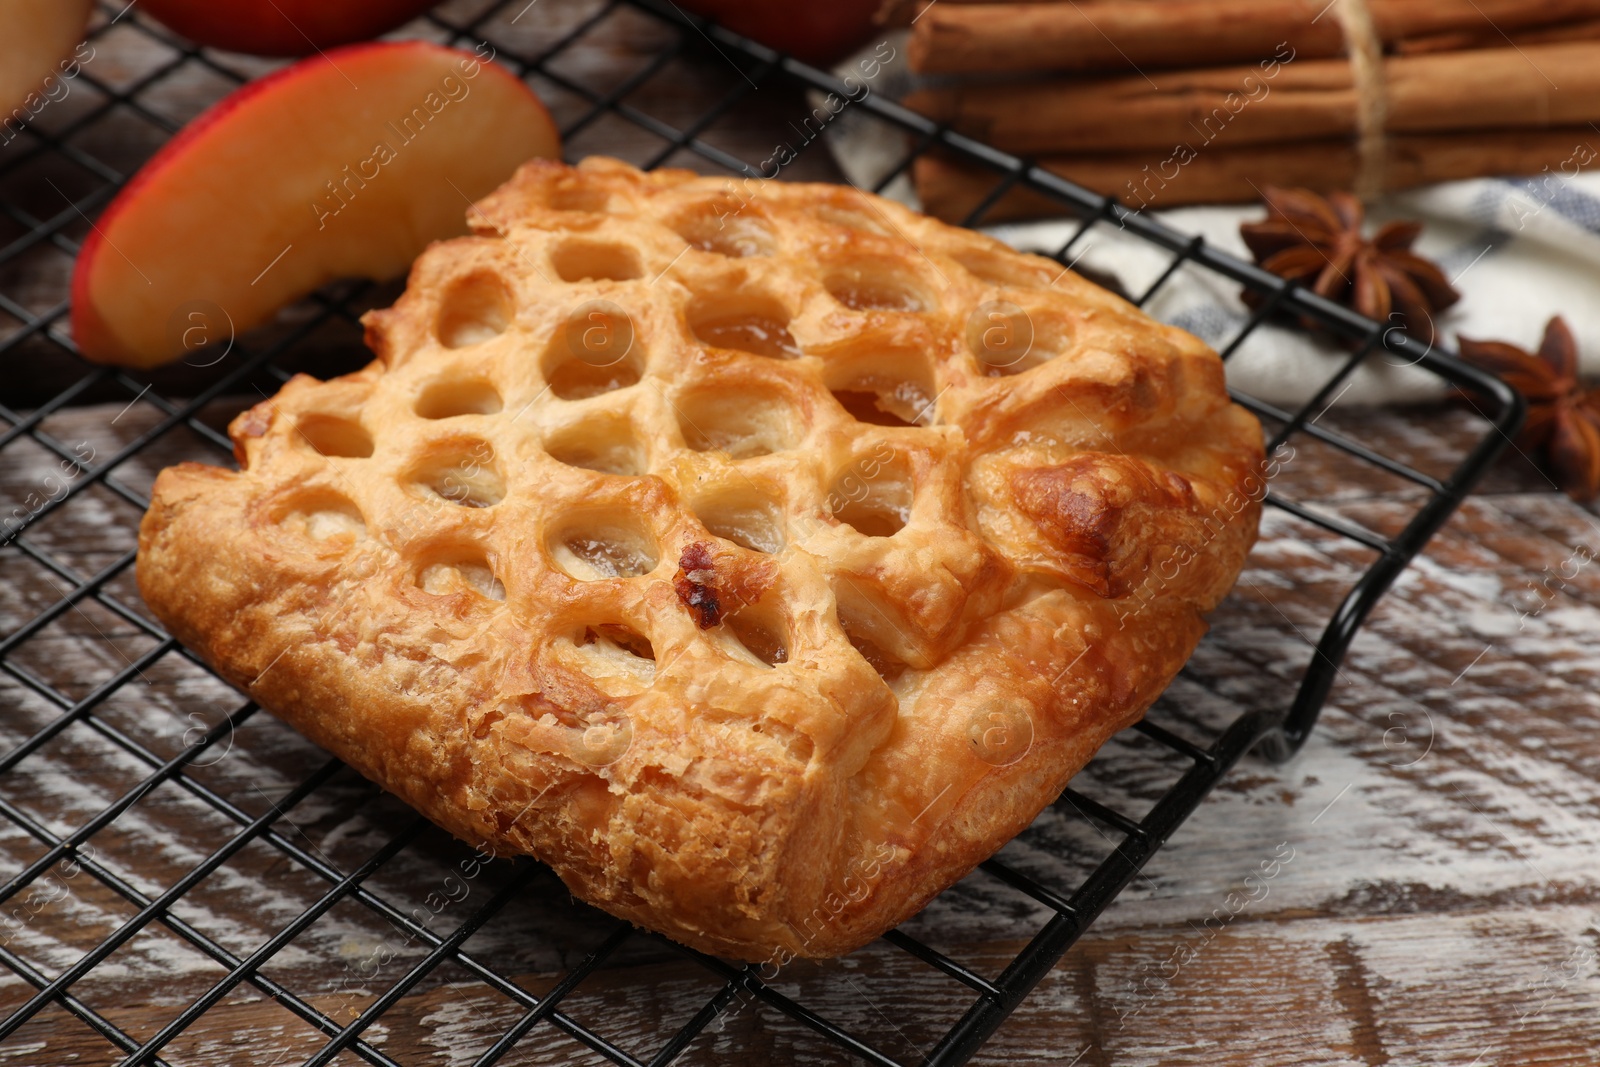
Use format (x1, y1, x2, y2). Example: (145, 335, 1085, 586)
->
(1458, 316, 1600, 502)
(1240, 187, 1460, 345)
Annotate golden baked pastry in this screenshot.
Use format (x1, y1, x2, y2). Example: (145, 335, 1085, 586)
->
(137, 157, 1263, 962)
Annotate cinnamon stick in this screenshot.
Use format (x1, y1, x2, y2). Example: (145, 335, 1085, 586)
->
(909, 0, 1600, 75)
(1396, 16, 1600, 53)
(877, 0, 1030, 30)
(905, 42, 1600, 156)
(912, 129, 1600, 222)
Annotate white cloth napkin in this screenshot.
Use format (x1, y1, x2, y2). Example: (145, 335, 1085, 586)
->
(820, 47, 1600, 408)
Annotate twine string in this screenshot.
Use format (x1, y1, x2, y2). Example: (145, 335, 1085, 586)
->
(1334, 0, 1389, 201)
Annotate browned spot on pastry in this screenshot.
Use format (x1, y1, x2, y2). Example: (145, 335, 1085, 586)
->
(236, 406, 273, 439)
(361, 306, 396, 365)
(1011, 454, 1197, 598)
(230, 403, 274, 467)
(674, 541, 722, 628)
(674, 541, 777, 629)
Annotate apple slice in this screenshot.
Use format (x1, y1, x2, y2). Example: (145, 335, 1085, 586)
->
(138, 0, 438, 57)
(0, 0, 93, 120)
(72, 41, 560, 369)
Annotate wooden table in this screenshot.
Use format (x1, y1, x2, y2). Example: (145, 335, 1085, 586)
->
(1, 2, 1598, 1064)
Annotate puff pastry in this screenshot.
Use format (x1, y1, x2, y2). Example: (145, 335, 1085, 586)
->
(137, 157, 1264, 961)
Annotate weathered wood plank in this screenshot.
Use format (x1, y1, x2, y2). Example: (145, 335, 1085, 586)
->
(5, 906, 1594, 1066)
(4, 398, 1600, 1066)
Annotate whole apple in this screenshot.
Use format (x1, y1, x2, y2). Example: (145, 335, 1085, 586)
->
(1, 0, 93, 120)
(674, 0, 879, 66)
(139, 0, 439, 56)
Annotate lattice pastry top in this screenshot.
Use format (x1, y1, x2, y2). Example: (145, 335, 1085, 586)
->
(138, 157, 1264, 961)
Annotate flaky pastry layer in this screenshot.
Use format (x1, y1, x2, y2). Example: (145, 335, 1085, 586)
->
(137, 157, 1263, 961)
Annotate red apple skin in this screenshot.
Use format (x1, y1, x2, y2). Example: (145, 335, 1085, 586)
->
(71, 41, 560, 368)
(139, 0, 439, 56)
(675, 0, 880, 66)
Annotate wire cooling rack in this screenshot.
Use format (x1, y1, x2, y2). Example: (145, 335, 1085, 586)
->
(0, 1, 1523, 1064)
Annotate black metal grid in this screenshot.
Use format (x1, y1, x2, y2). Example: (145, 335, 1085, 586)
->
(0, 1, 1523, 1064)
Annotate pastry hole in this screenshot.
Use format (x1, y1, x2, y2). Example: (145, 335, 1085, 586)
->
(580, 625, 656, 668)
(832, 392, 919, 427)
(548, 359, 642, 400)
(829, 454, 912, 537)
(547, 355, 642, 400)
(307, 512, 364, 541)
(676, 388, 802, 460)
(722, 606, 789, 668)
(417, 552, 505, 601)
(575, 625, 657, 694)
(584, 624, 655, 662)
(546, 299, 642, 400)
(968, 304, 1072, 377)
(437, 271, 514, 348)
(840, 611, 907, 683)
(692, 494, 785, 554)
(953, 248, 1052, 290)
(415, 378, 503, 419)
(550, 519, 660, 581)
(295, 414, 373, 458)
(671, 201, 776, 257)
(551, 240, 642, 283)
(823, 352, 938, 427)
(549, 184, 610, 212)
(825, 261, 932, 313)
(545, 417, 645, 476)
(688, 295, 800, 359)
(409, 441, 505, 508)
(279, 492, 366, 543)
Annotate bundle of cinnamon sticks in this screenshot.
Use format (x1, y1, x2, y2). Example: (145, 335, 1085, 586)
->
(891, 0, 1600, 221)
